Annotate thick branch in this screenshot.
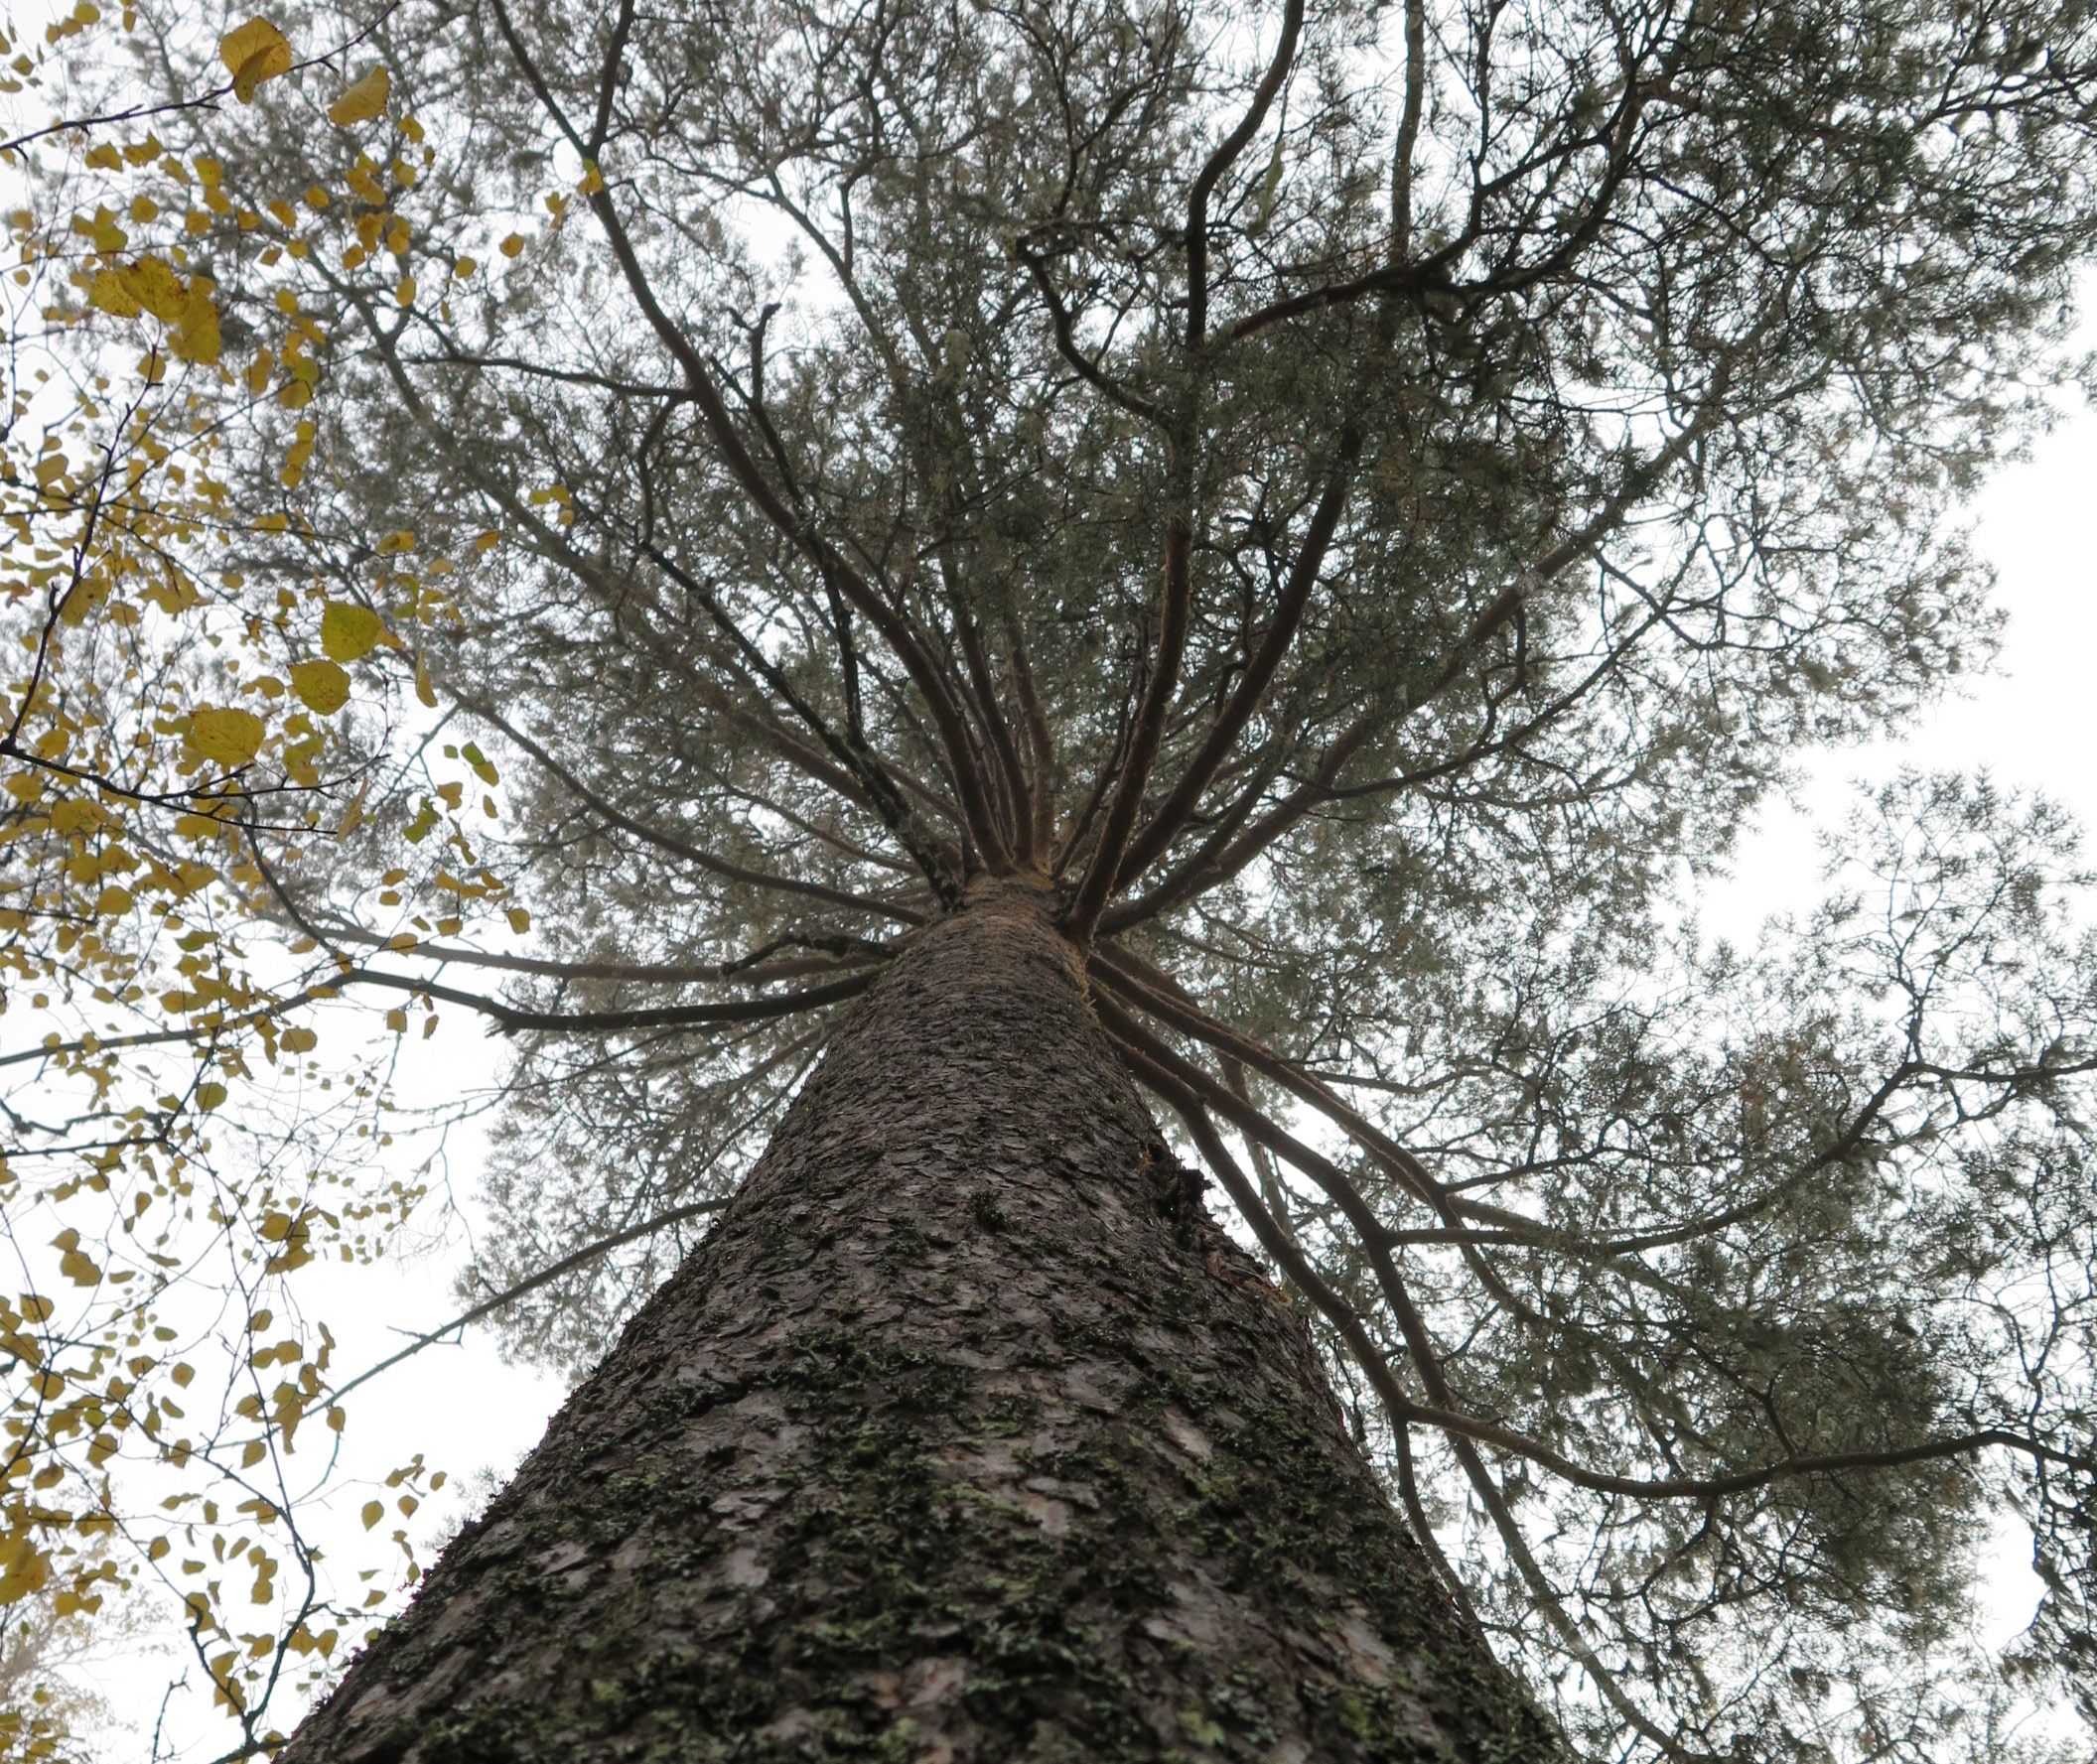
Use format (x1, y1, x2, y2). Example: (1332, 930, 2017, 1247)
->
(1187, 0, 1307, 349)
(486, 0, 1006, 869)
(327, 1194, 728, 1409)
(1389, 0, 1427, 262)
(1098, 1008, 2088, 1500)
(1115, 428, 1359, 883)
(1064, 510, 1195, 942)
(1009, 622, 1058, 858)
(337, 967, 875, 1036)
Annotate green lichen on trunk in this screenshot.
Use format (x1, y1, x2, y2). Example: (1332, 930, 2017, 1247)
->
(285, 889, 1559, 1763)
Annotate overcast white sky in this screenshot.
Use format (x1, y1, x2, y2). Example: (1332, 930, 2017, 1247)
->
(87, 370, 2097, 1755)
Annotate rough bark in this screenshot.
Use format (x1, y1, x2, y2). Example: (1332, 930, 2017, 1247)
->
(284, 882, 1558, 1763)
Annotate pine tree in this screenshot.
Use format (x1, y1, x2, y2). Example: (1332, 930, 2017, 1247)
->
(24, 0, 2097, 1755)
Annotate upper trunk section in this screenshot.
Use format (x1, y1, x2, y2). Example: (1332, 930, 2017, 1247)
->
(284, 884, 1557, 1763)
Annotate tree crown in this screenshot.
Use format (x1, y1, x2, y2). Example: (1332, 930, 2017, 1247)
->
(7, 0, 2097, 1754)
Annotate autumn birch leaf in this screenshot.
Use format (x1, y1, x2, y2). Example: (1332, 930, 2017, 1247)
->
(175, 278, 221, 365)
(291, 658, 351, 715)
(218, 18, 294, 103)
(328, 66, 390, 125)
(86, 267, 142, 317)
(186, 706, 266, 767)
(127, 256, 186, 321)
(320, 601, 383, 661)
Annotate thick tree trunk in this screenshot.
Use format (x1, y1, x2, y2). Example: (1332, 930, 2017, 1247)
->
(285, 884, 1557, 1763)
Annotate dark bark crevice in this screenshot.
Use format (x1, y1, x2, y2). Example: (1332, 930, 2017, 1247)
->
(286, 883, 1556, 1764)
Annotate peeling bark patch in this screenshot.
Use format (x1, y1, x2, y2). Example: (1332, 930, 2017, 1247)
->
(285, 891, 1558, 1764)
(1162, 1406, 1214, 1461)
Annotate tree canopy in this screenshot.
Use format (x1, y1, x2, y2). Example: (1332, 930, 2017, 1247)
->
(5, 0, 2097, 1756)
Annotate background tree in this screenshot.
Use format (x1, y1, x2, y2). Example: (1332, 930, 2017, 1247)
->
(14, 0, 2097, 1756)
(0, 13, 467, 1751)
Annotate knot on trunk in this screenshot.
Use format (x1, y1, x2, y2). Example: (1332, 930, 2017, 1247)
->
(1144, 1136, 1208, 1241)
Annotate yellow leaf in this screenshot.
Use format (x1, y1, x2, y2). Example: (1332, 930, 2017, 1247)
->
(219, 18, 293, 102)
(320, 602, 383, 661)
(384, 1008, 407, 1033)
(506, 906, 530, 934)
(414, 653, 437, 708)
(187, 705, 266, 768)
(87, 266, 142, 318)
(499, 232, 525, 258)
(59, 1250, 100, 1287)
(128, 255, 186, 321)
(376, 529, 416, 554)
(281, 1026, 317, 1053)
(175, 282, 221, 365)
(93, 884, 133, 916)
(241, 1439, 266, 1468)
(360, 1500, 383, 1529)
(196, 1081, 227, 1111)
(290, 657, 350, 715)
(327, 65, 390, 126)
(0, 1543, 52, 1607)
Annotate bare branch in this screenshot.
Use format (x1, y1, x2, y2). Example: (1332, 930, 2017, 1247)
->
(326, 1193, 729, 1409)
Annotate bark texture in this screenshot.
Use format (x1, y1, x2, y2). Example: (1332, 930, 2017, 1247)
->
(284, 885, 1558, 1763)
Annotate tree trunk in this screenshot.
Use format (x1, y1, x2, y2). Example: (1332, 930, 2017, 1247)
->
(284, 883, 1557, 1764)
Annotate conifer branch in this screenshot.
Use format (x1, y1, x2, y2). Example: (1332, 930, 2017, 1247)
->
(1115, 426, 1359, 883)
(486, 0, 1010, 873)
(1100, 1005, 2094, 1498)
(302, 923, 897, 988)
(1186, 0, 1306, 350)
(465, 699, 927, 925)
(335, 967, 876, 1037)
(1064, 510, 1194, 940)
